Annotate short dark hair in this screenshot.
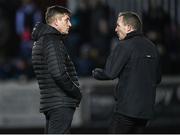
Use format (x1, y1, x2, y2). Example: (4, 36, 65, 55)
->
(119, 11, 142, 31)
(45, 5, 71, 24)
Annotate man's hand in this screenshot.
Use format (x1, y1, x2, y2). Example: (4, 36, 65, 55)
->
(92, 68, 103, 78)
(92, 68, 110, 80)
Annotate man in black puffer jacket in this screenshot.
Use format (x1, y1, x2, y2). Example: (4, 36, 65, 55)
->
(31, 5, 82, 134)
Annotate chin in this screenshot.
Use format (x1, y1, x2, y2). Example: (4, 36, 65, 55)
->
(65, 30, 69, 34)
(62, 31, 68, 35)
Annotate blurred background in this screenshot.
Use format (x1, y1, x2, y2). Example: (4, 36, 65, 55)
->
(0, 0, 180, 133)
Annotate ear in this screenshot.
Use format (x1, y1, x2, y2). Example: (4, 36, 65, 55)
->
(126, 25, 132, 32)
(54, 17, 59, 26)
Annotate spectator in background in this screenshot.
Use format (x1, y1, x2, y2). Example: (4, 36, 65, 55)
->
(67, 0, 115, 76)
(92, 11, 161, 133)
(15, 0, 42, 79)
(89, 0, 113, 67)
(32, 5, 82, 133)
(75, 43, 95, 76)
(16, 0, 42, 60)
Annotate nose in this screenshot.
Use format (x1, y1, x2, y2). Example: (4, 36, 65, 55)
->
(115, 27, 117, 32)
(69, 21, 72, 27)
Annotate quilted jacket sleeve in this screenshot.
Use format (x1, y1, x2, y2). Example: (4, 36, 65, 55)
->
(44, 36, 82, 100)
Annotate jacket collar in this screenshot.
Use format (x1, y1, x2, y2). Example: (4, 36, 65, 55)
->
(32, 22, 66, 41)
(124, 30, 143, 40)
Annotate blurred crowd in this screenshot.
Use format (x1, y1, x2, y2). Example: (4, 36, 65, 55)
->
(0, 0, 180, 80)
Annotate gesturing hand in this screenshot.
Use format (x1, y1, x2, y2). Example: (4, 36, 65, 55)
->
(92, 68, 103, 78)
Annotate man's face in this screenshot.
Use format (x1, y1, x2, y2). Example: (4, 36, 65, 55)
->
(115, 16, 128, 40)
(55, 13, 72, 34)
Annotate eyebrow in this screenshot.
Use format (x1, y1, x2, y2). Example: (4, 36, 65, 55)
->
(65, 15, 70, 20)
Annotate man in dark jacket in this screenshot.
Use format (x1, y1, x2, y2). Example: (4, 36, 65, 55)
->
(92, 11, 161, 133)
(31, 5, 82, 133)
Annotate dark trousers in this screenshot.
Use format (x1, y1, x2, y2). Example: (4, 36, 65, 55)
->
(44, 107, 75, 134)
(109, 112, 148, 134)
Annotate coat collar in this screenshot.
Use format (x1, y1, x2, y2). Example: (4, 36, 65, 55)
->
(32, 22, 66, 41)
(124, 30, 143, 40)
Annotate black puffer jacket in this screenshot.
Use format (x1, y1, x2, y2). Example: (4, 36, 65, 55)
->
(32, 23, 82, 112)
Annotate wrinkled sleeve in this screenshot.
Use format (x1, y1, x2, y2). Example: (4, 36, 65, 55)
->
(94, 44, 131, 80)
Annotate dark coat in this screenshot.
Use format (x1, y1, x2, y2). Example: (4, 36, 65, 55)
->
(32, 23, 82, 112)
(93, 31, 161, 119)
